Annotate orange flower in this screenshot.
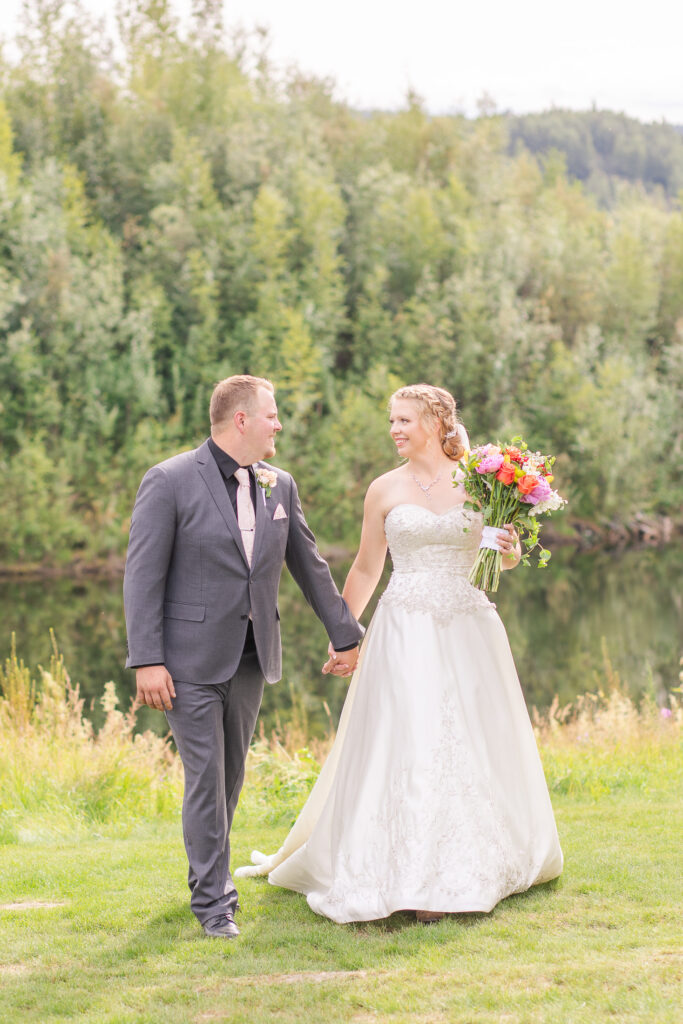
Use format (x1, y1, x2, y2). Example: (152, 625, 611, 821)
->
(496, 463, 517, 485)
(517, 473, 540, 495)
(505, 446, 525, 464)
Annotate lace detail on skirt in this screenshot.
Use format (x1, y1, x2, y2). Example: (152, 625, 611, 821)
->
(318, 692, 532, 916)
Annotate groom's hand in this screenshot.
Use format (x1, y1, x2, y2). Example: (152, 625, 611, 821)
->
(135, 665, 176, 710)
(322, 643, 359, 677)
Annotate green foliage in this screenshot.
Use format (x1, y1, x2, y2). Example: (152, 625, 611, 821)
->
(0, 633, 182, 840)
(0, 2, 681, 565)
(0, 435, 87, 563)
(508, 108, 683, 200)
(0, 632, 679, 846)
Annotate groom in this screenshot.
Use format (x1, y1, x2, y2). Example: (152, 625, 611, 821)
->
(123, 375, 362, 938)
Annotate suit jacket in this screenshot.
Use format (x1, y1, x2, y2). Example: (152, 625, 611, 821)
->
(123, 440, 362, 684)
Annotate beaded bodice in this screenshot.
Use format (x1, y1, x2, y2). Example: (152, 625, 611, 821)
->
(379, 503, 494, 622)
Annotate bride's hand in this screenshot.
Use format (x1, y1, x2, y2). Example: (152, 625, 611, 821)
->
(498, 524, 521, 566)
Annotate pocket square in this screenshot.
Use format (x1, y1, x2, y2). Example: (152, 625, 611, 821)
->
(273, 503, 287, 521)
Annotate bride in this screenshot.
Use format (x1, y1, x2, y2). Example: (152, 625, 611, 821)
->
(236, 383, 563, 923)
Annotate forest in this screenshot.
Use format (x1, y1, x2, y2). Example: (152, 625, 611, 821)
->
(507, 109, 683, 203)
(0, 0, 681, 567)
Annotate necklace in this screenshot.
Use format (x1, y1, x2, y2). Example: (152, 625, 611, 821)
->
(412, 471, 441, 498)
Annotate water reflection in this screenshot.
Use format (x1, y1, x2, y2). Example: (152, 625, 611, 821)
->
(1, 543, 680, 739)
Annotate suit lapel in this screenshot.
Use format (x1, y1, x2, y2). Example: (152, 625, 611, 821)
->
(195, 441, 251, 570)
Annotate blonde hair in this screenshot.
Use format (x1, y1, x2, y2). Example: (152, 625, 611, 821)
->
(390, 383, 466, 461)
(210, 374, 274, 430)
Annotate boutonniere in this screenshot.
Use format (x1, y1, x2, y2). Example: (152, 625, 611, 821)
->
(254, 467, 278, 501)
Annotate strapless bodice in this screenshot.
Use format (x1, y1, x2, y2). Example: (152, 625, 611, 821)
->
(379, 503, 494, 622)
(384, 503, 484, 571)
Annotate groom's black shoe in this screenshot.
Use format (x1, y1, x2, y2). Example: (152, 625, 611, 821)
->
(202, 913, 240, 939)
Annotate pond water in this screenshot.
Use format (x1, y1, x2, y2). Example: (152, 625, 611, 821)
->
(1, 543, 680, 738)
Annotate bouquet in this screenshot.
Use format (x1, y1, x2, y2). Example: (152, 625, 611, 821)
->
(456, 438, 567, 593)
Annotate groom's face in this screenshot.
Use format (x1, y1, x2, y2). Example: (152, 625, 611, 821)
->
(245, 387, 282, 461)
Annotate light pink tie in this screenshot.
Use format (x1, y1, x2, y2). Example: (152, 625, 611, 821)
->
(234, 468, 255, 566)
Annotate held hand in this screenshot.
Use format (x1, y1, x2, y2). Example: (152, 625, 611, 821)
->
(135, 665, 176, 711)
(322, 642, 359, 677)
(322, 642, 342, 675)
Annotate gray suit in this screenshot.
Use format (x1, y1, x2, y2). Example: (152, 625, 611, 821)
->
(123, 439, 362, 923)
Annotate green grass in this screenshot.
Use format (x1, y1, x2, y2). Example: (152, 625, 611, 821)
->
(1, 763, 681, 1023)
(1, 641, 681, 1022)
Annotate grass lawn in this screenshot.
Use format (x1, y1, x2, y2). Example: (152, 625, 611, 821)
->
(1, 648, 680, 1022)
(1, 781, 681, 1023)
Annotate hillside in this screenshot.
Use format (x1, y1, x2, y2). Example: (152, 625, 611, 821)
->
(506, 109, 683, 203)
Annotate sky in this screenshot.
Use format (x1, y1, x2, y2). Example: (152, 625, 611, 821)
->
(2, 0, 682, 124)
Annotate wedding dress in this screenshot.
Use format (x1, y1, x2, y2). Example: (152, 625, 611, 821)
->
(236, 503, 563, 923)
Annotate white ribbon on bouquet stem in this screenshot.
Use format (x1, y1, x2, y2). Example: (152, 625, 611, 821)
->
(479, 525, 503, 552)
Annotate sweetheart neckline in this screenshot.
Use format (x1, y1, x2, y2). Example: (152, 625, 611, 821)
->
(385, 502, 477, 522)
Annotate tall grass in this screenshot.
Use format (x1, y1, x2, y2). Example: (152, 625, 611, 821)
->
(0, 635, 680, 844)
(0, 633, 182, 843)
(533, 644, 682, 797)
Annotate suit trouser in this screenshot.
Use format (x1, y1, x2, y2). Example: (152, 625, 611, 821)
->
(165, 647, 264, 924)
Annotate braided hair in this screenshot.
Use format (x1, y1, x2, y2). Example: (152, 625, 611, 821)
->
(390, 384, 466, 461)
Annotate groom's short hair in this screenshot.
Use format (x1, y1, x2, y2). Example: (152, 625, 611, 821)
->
(210, 374, 274, 430)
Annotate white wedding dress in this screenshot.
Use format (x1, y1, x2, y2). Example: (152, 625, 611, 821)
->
(236, 503, 563, 923)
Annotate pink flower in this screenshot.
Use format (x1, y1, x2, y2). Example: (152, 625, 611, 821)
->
(660, 707, 673, 719)
(521, 475, 552, 505)
(476, 445, 504, 474)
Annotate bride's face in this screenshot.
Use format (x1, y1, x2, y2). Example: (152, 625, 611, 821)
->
(389, 399, 434, 457)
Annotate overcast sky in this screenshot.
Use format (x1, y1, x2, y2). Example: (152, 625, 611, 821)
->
(2, 0, 682, 124)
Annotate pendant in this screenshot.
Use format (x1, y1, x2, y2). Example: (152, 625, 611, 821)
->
(412, 472, 441, 497)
